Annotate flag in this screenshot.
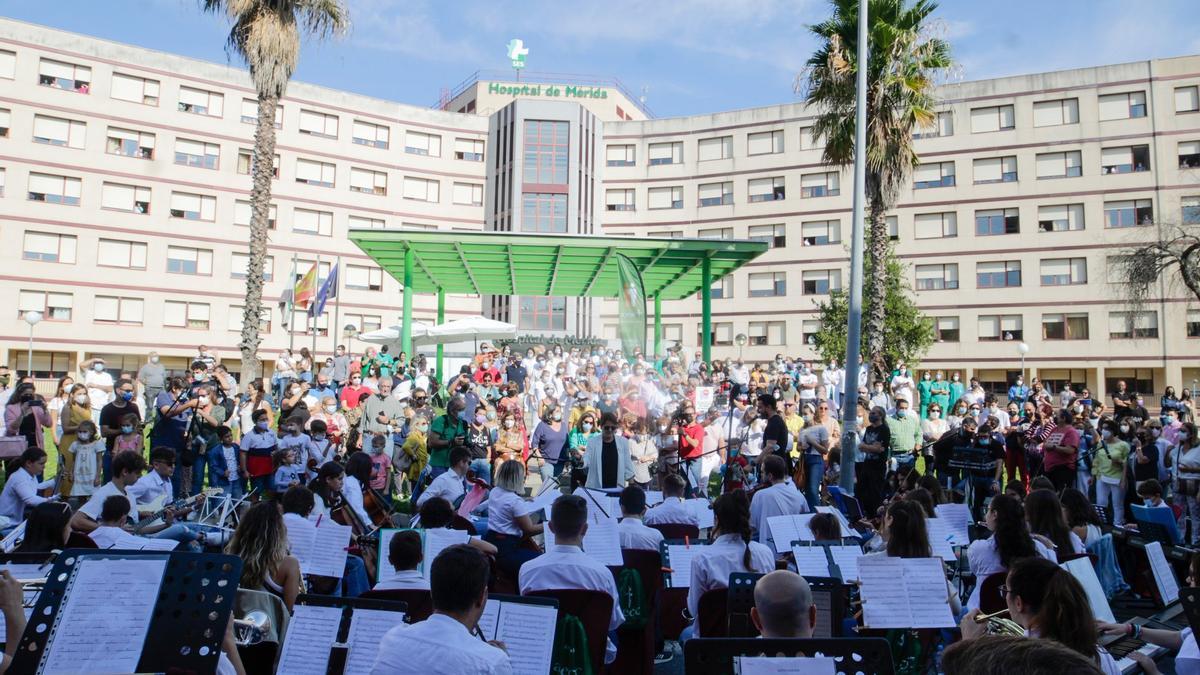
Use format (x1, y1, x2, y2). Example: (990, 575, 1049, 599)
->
(310, 263, 339, 317)
(616, 253, 647, 359)
(293, 263, 318, 309)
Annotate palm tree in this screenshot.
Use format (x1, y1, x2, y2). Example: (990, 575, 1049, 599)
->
(202, 0, 349, 381)
(801, 0, 951, 383)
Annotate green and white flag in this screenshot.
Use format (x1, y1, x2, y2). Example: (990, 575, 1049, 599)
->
(616, 253, 646, 359)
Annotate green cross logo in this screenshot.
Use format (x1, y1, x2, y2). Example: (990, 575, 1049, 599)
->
(506, 39, 529, 69)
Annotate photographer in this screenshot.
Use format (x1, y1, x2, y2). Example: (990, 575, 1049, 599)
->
(677, 403, 705, 497)
(4, 382, 50, 451)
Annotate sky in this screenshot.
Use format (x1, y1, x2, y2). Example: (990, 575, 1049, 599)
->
(5, 0, 1200, 119)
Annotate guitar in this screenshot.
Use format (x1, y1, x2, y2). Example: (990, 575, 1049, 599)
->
(135, 487, 223, 533)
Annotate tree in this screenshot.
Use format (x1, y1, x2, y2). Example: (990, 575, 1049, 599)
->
(1115, 221, 1200, 308)
(809, 238, 935, 369)
(800, 0, 952, 382)
(202, 0, 349, 381)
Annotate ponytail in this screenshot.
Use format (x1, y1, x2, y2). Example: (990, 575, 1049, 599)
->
(713, 490, 754, 571)
(1009, 558, 1098, 662)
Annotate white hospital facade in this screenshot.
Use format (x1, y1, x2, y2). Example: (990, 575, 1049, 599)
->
(0, 19, 1198, 401)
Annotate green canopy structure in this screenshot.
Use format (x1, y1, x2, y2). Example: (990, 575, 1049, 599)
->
(348, 229, 769, 372)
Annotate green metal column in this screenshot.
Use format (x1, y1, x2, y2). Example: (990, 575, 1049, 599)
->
(653, 295, 662, 357)
(701, 257, 712, 363)
(435, 288, 445, 377)
(401, 246, 414, 357)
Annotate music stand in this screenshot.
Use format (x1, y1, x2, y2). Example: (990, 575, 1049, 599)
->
(726, 572, 765, 637)
(292, 593, 409, 675)
(1133, 504, 1182, 546)
(1180, 587, 1200, 637)
(685, 637, 895, 675)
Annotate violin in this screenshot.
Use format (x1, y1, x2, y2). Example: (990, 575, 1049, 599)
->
(362, 487, 394, 529)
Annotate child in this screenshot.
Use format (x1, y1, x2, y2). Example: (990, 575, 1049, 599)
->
(367, 433, 393, 501)
(209, 426, 244, 502)
(114, 413, 143, 455)
(87, 494, 133, 549)
(396, 415, 429, 497)
(1137, 479, 1170, 510)
(722, 441, 749, 493)
(277, 416, 313, 485)
(69, 421, 105, 503)
(807, 512, 841, 541)
(373, 529, 429, 591)
(307, 419, 336, 479)
(272, 448, 302, 495)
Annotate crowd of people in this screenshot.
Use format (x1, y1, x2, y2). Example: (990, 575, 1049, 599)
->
(0, 341, 1197, 673)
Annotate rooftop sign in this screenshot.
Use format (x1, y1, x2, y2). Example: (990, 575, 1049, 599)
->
(487, 82, 609, 100)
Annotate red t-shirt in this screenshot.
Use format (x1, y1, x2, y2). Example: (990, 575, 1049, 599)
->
(1041, 424, 1080, 471)
(339, 385, 371, 410)
(679, 423, 705, 460)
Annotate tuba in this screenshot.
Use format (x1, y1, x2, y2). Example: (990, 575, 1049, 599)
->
(973, 608, 1025, 636)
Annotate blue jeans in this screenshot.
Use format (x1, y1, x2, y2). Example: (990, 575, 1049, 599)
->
(539, 458, 566, 486)
(190, 453, 208, 496)
(153, 523, 211, 552)
(682, 458, 704, 498)
(340, 555, 370, 597)
(102, 451, 113, 484)
(802, 453, 824, 509)
(469, 459, 491, 484)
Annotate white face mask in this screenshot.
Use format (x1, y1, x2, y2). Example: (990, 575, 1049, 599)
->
(930, 411, 940, 419)
(552, 411, 562, 421)
(74, 394, 88, 405)
(582, 423, 593, 432)
(325, 404, 337, 414)
(504, 419, 515, 429)
(77, 432, 91, 441)
(197, 396, 209, 406)
(150, 356, 159, 364)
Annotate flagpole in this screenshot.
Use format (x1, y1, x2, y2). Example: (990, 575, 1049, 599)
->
(312, 254, 321, 357)
(332, 256, 341, 355)
(289, 252, 297, 352)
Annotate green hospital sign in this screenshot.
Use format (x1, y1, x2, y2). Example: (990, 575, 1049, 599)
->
(487, 82, 610, 100)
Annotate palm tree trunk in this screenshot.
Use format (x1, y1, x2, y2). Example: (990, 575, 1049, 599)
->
(239, 95, 279, 382)
(865, 191, 889, 387)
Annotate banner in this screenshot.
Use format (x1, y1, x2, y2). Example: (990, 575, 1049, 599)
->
(615, 253, 647, 359)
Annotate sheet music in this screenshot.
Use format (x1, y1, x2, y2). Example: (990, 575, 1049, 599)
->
(0, 563, 49, 581)
(290, 517, 351, 578)
(859, 556, 954, 628)
(477, 598, 500, 639)
(666, 544, 699, 587)
(815, 506, 856, 538)
(107, 532, 179, 551)
(517, 488, 560, 517)
(40, 557, 166, 674)
(496, 601, 557, 675)
(644, 490, 664, 506)
(735, 655, 837, 674)
(285, 517, 317, 571)
(543, 517, 623, 566)
(812, 589, 833, 638)
(422, 528, 471, 580)
(924, 518, 958, 561)
(791, 545, 832, 579)
(766, 515, 803, 554)
(378, 528, 404, 574)
(1060, 556, 1116, 623)
(0, 607, 32, 644)
(344, 608, 407, 675)
(275, 604, 342, 675)
(684, 499, 715, 530)
(828, 545, 864, 583)
(1, 522, 25, 553)
(578, 488, 615, 521)
(1146, 541, 1180, 605)
(934, 503, 972, 546)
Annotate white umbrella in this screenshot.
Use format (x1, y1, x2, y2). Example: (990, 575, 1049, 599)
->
(355, 322, 433, 352)
(416, 315, 517, 350)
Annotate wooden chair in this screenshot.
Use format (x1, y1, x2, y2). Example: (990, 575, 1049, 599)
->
(526, 589, 614, 673)
(978, 571, 1008, 614)
(649, 523, 700, 541)
(360, 588, 434, 622)
(609, 549, 663, 675)
(450, 514, 478, 535)
(696, 588, 728, 638)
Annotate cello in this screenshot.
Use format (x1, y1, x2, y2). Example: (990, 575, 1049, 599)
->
(331, 497, 380, 586)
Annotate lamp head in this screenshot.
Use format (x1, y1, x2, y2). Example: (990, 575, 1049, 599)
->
(23, 310, 43, 326)
(1017, 342, 1030, 355)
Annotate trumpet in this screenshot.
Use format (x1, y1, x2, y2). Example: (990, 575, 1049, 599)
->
(973, 608, 1025, 636)
(233, 610, 273, 646)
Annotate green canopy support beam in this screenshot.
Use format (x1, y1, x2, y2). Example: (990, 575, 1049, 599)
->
(581, 247, 616, 296)
(547, 245, 564, 295)
(453, 242, 481, 296)
(436, 288, 445, 378)
(701, 256, 712, 363)
(402, 246, 414, 357)
(653, 295, 662, 357)
(506, 245, 518, 295)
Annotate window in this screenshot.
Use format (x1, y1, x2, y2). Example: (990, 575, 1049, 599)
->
(94, 296, 143, 325)
(1178, 141, 1200, 169)
(1038, 204, 1085, 232)
(1033, 98, 1079, 126)
(23, 231, 77, 263)
(349, 167, 388, 195)
(452, 182, 483, 206)
(748, 321, 786, 346)
(27, 173, 81, 206)
(605, 188, 635, 211)
(1099, 91, 1147, 120)
(698, 322, 734, 347)
(32, 114, 85, 148)
(799, 126, 824, 150)
(914, 212, 958, 239)
(298, 109, 338, 139)
(166, 246, 213, 275)
(705, 276, 733, 300)
(518, 296, 566, 330)
(110, 72, 159, 105)
(0, 50, 13, 79)
(802, 320, 822, 345)
(975, 208, 1020, 236)
(916, 263, 958, 290)
(663, 324, 683, 344)
(405, 130, 442, 157)
(648, 141, 682, 165)
(698, 136, 733, 161)
(0, 107, 8, 137)
(1035, 150, 1083, 179)
(17, 290, 71, 321)
(802, 269, 841, 295)
(1105, 255, 1136, 284)
(1101, 145, 1150, 174)
(293, 208, 334, 236)
(697, 227, 732, 239)
(1177, 86, 1200, 113)
(106, 127, 155, 159)
(522, 121, 568, 184)
(747, 130, 784, 155)
(163, 301, 210, 330)
(801, 172, 841, 197)
(1183, 196, 1200, 225)
(970, 104, 1015, 133)
(344, 313, 383, 334)
(1104, 199, 1153, 228)
(226, 306, 271, 333)
(231, 253, 274, 281)
(174, 138, 220, 170)
(240, 99, 282, 128)
(914, 111, 954, 138)
(801, 220, 840, 246)
(521, 193, 567, 232)
(454, 137, 484, 161)
(976, 261, 1022, 288)
(0, 168, 4, 197)
(100, 182, 150, 214)
(1042, 313, 1089, 340)
(38, 58, 90, 93)
(1108, 311, 1158, 339)
(698, 182, 733, 207)
(349, 215, 385, 229)
(169, 192, 216, 221)
(178, 86, 223, 117)
(888, 215, 899, 241)
(973, 156, 1017, 184)
(237, 149, 279, 177)
(346, 264, 383, 291)
(292, 260, 332, 285)
(748, 224, 786, 248)
(979, 315, 1023, 341)
(913, 162, 955, 189)
(1188, 309, 1200, 338)
(748, 176, 786, 202)
(935, 317, 960, 342)
(296, 158, 335, 188)
(749, 272, 786, 297)
(1040, 257, 1087, 285)
(647, 186, 683, 209)
(234, 200, 277, 229)
(402, 177, 439, 202)
(606, 144, 635, 166)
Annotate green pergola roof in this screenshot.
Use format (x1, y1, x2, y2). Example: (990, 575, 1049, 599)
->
(348, 229, 769, 301)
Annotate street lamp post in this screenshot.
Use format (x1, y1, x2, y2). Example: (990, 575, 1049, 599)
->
(734, 333, 747, 360)
(23, 310, 43, 379)
(343, 324, 360, 352)
(1017, 342, 1030, 384)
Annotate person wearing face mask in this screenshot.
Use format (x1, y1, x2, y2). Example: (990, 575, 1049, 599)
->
(78, 357, 114, 425)
(1127, 396, 1151, 427)
(493, 411, 525, 474)
(889, 364, 915, 411)
(921, 403, 949, 448)
(136, 352, 166, 424)
(529, 404, 569, 486)
(240, 409, 279, 500)
(929, 371, 951, 418)
(567, 412, 598, 487)
(4, 382, 51, 456)
(183, 384, 226, 497)
(1091, 420, 1130, 528)
(1168, 423, 1200, 545)
(463, 405, 496, 483)
(868, 381, 892, 413)
(1008, 376, 1030, 408)
(946, 372, 964, 408)
(978, 394, 1011, 433)
(97, 378, 141, 481)
(917, 371, 934, 419)
(63, 418, 101, 505)
(1146, 419, 1171, 484)
(582, 412, 635, 490)
(1040, 408, 1082, 493)
(339, 371, 370, 411)
(307, 396, 349, 449)
(947, 401, 970, 431)
(856, 407, 891, 516)
(362, 378, 406, 466)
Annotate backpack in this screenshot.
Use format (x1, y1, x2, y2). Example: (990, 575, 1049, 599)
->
(616, 567, 649, 631)
(551, 613, 593, 675)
